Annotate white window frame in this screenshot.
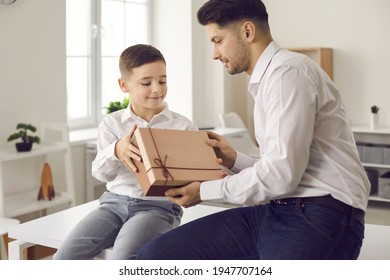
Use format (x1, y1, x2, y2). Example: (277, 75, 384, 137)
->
(66, 0, 151, 130)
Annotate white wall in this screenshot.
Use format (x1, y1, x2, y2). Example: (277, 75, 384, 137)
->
(0, 0, 69, 220)
(191, 0, 224, 128)
(150, 0, 390, 131)
(263, 0, 390, 128)
(151, 0, 250, 129)
(0, 0, 67, 148)
(1, 0, 390, 210)
(150, 0, 194, 121)
(1, 0, 390, 137)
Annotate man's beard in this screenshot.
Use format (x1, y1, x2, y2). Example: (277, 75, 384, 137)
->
(226, 40, 250, 75)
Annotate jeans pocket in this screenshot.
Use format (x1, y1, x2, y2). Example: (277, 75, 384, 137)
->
(144, 200, 183, 218)
(299, 204, 346, 241)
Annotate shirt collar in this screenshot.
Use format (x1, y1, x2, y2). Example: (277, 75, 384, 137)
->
(121, 101, 173, 123)
(248, 41, 281, 92)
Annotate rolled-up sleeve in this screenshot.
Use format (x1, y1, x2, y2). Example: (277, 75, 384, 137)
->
(91, 120, 123, 183)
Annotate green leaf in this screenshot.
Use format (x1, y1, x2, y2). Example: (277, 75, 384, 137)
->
(104, 96, 130, 114)
(7, 123, 40, 144)
(371, 105, 380, 114)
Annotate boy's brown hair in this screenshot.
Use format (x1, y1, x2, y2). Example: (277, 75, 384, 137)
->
(119, 44, 166, 78)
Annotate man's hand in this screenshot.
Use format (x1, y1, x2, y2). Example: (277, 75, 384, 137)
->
(115, 124, 141, 173)
(206, 130, 237, 169)
(165, 182, 202, 208)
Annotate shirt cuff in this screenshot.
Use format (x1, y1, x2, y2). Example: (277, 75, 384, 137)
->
(200, 179, 224, 201)
(231, 151, 256, 173)
(104, 140, 120, 161)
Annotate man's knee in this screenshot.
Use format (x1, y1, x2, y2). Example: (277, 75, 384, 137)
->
(135, 244, 154, 259)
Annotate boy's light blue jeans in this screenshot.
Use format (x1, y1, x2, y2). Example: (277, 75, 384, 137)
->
(53, 191, 182, 260)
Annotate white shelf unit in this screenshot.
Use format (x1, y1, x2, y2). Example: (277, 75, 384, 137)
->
(0, 123, 75, 218)
(353, 126, 390, 135)
(353, 126, 390, 203)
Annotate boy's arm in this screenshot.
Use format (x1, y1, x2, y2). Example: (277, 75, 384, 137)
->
(91, 123, 139, 182)
(114, 125, 140, 173)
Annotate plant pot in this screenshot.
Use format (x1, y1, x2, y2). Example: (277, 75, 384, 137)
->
(15, 142, 33, 152)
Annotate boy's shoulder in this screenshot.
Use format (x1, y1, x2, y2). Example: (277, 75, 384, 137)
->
(99, 108, 127, 125)
(169, 110, 191, 122)
(105, 108, 127, 118)
(168, 110, 198, 130)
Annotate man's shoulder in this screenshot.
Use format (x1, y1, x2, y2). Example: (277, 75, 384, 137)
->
(274, 49, 307, 66)
(271, 49, 323, 80)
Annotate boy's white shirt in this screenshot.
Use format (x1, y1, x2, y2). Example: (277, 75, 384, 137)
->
(92, 102, 198, 200)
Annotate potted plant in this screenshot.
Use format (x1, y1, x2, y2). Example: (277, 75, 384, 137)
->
(7, 123, 41, 152)
(104, 96, 130, 114)
(371, 105, 380, 114)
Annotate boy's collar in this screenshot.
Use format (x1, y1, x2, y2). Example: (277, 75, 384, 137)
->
(122, 102, 173, 123)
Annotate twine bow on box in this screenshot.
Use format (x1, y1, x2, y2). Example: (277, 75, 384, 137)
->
(143, 128, 222, 188)
(153, 154, 174, 186)
(149, 128, 174, 186)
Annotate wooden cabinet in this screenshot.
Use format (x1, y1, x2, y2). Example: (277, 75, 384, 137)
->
(289, 48, 333, 80)
(0, 123, 75, 218)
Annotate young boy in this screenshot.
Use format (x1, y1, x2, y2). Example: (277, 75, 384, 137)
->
(53, 44, 198, 259)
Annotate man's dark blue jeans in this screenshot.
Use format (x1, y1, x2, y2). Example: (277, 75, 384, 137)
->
(136, 196, 365, 260)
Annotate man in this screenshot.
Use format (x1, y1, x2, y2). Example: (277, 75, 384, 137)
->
(136, 0, 370, 259)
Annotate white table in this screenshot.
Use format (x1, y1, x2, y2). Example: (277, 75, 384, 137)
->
(9, 201, 390, 260)
(7, 200, 232, 260)
(0, 218, 20, 259)
(358, 223, 390, 259)
(7, 200, 105, 260)
(209, 127, 246, 137)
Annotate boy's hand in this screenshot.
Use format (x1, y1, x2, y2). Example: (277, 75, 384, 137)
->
(165, 182, 202, 208)
(115, 124, 141, 173)
(206, 131, 237, 169)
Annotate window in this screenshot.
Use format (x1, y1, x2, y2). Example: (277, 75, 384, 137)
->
(66, 0, 150, 129)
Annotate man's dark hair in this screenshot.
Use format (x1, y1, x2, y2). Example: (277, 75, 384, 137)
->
(197, 0, 269, 28)
(119, 44, 166, 77)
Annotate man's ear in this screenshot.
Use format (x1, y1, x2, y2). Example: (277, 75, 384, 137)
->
(118, 78, 128, 93)
(242, 21, 256, 42)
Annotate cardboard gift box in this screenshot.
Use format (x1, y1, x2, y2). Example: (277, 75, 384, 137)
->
(131, 127, 222, 196)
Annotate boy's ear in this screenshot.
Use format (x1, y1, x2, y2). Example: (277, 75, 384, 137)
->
(118, 78, 128, 93)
